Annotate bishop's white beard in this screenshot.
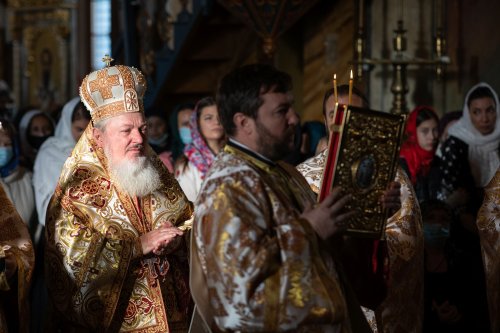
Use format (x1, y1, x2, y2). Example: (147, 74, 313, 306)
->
(105, 146, 161, 197)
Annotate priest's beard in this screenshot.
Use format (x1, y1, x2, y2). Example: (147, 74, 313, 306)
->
(105, 145, 161, 197)
(255, 120, 296, 161)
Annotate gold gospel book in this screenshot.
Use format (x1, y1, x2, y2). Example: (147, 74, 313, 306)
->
(319, 104, 406, 239)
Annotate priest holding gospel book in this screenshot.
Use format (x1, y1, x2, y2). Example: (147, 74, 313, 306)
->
(297, 84, 424, 333)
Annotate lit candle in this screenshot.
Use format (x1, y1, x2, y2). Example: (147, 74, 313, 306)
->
(348, 69, 353, 105)
(333, 73, 338, 103)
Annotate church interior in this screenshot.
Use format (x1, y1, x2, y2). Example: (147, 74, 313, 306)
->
(1, 1, 499, 333)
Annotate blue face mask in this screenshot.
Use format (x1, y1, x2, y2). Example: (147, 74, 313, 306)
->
(424, 224, 450, 247)
(148, 133, 169, 146)
(179, 127, 192, 145)
(0, 146, 14, 167)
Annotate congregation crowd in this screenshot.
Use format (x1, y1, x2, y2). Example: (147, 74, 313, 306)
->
(0, 61, 498, 333)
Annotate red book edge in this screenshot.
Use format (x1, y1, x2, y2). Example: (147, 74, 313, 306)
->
(319, 103, 347, 202)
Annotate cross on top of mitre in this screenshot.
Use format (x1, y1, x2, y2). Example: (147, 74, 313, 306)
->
(102, 54, 114, 67)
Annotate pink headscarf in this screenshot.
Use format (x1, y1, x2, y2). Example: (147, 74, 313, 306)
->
(182, 100, 216, 178)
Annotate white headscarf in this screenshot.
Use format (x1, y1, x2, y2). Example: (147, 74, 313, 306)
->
(33, 97, 81, 225)
(448, 82, 500, 187)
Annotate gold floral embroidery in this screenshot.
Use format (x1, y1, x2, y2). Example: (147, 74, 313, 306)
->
(80, 65, 146, 122)
(89, 68, 120, 100)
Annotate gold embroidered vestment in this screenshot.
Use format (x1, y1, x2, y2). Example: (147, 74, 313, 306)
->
(45, 125, 193, 332)
(192, 144, 373, 332)
(477, 168, 500, 333)
(0, 183, 34, 333)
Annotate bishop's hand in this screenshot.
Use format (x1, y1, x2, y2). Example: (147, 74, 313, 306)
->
(140, 224, 184, 256)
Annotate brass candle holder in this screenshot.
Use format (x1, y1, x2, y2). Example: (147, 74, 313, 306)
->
(353, 0, 450, 115)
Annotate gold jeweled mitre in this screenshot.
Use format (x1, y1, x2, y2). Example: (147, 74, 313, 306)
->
(79, 58, 147, 123)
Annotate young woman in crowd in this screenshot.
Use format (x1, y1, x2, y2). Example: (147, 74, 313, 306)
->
(175, 97, 225, 201)
(399, 106, 440, 202)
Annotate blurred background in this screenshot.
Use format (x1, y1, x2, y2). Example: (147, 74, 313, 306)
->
(0, 0, 498, 121)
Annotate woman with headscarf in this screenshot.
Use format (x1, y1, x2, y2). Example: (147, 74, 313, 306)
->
(438, 82, 500, 212)
(0, 118, 36, 232)
(33, 97, 90, 227)
(399, 106, 440, 202)
(175, 97, 225, 202)
(18, 109, 54, 170)
(0, 182, 35, 333)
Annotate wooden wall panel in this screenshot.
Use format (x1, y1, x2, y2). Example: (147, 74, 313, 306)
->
(301, 0, 355, 122)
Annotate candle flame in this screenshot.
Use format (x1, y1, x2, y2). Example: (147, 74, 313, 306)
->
(333, 73, 338, 103)
(348, 69, 353, 105)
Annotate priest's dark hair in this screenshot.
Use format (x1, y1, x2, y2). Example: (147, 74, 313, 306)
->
(217, 64, 292, 136)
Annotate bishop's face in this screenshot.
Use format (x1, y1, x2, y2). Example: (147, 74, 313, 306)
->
(94, 112, 147, 166)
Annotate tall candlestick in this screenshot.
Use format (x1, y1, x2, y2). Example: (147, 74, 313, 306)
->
(333, 73, 338, 103)
(348, 69, 353, 105)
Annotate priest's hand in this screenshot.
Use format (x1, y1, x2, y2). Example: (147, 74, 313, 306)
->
(381, 181, 401, 216)
(140, 225, 184, 256)
(301, 187, 355, 239)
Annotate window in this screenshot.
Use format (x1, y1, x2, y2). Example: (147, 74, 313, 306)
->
(91, 0, 112, 70)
